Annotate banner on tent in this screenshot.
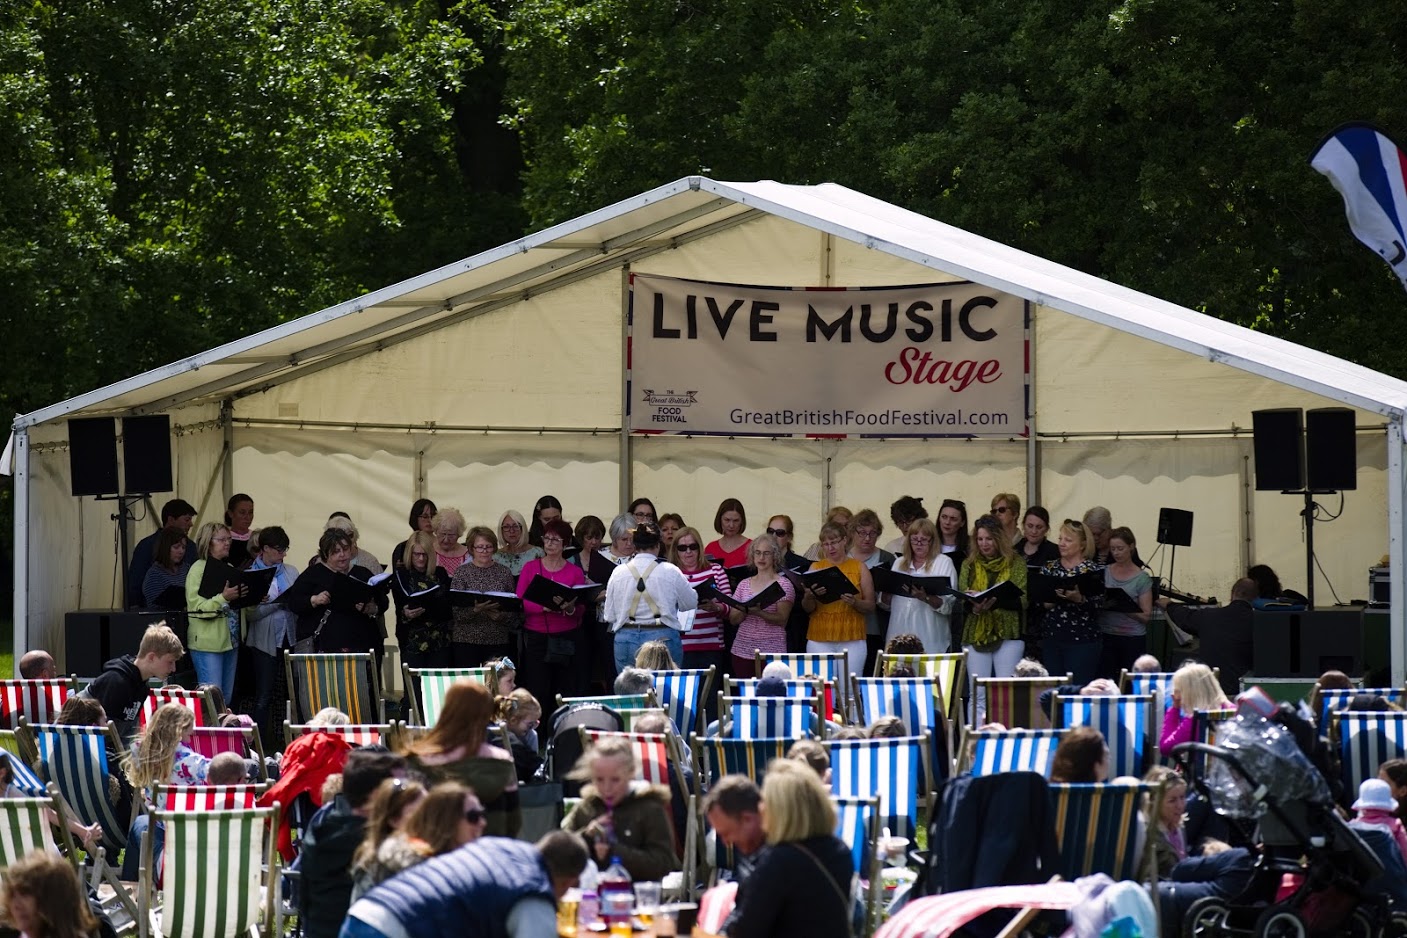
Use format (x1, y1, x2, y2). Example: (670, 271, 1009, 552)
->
(628, 273, 1028, 438)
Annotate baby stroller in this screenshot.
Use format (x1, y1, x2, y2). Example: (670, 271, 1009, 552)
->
(1171, 714, 1407, 938)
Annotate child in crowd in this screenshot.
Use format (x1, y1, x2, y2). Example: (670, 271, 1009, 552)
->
(1351, 777, 1407, 866)
(884, 633, 925, 658)
(1014, 657, 1049, 677)
(634, 640, 679, 671)
(197, 682, 256, 729)
(867, 715, 907, 738)
(1380, 759, 1407, 820)
(1143, 766, 1189, 877)
(206, 751, 249, 786)
(787, 739, 831, 783)
(486, 658, 516, 697)
(496, 689, 544, 784)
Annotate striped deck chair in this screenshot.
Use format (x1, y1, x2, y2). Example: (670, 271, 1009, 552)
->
(188, 726, 268, 780)
(617, 708, 670, 733)
(284, 721, 393, 749)
(1048, 782, 1157, 881)
(1337, 711, 1407, 796)
(139, 687, 216, 730)
(874, 652, 967, 725)
(827, 734, 933, 839)
(755, 652, 851, 718)
(0, 728, 25, 761)
(833, 795, 881, 938)
(154, 783, 268, 811)
(651, 668, 716, 739)
(690, 736, 792, 796)
(1319, 687, 1407, 728)
(559, 692, 659, 711)
(579, 730, 679, 787)
(0, 786, 75, 868)
(403, 666, 492, 726)
(0, 679, 76, 730)
(977, 676, 1070, 730)
(725, 677, 831, 721)
(719, 696, 818, 740)
(1057, 694, 1154, 778)
(139, 804, 279, 938)
(959, 727, 1066, 777)
(23, 722, 128, 857)
(1118, 670, 1175, 697)
(852, 676, 947, 783)
(284, 651, 383, 724)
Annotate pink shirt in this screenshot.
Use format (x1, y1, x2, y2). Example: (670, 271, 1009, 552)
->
(516, 558, 586, 634)
(731, 576, 796, 658)
(1352, 809, 1407, 865)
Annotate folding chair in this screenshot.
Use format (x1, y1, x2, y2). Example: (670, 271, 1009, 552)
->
(1048, 781, 1159, 882)
(139, 687, 217, 730)
(1337, 711, 1407, 796)
(21, 721, 129, 858)
(976, 676, 1070, 730)
(651, 668, 716, 739)
(558, 692, 659, 711)
(139, 804, 280, 938)
(284, 651, 383, 724)
(958, 727, 1067, 777)
(0, 728, 29, 763)
(852, 675, 948, 783)
(874, 652, 967, 726)
(755, 652, 851, 718)
(0, 678, 76, 729)
(0, 785, 73, 866)
(827, 734, 933, 839)
(1238, 676, 1315, 705)
(718, 696, 818, 739)
(284, 721, 394, 749)
(690, 736, 793, 796)
(833, 795, 881, 938)
(725, 677, 831, 721)
(1319, 687, 1407, 728)
(617, 708, 670, 733)
(1056, 694, 1154, 778)
(187, 726, 269, 780)
(403, 666, 492, 726)
(396, 721, 510, 751)
(1118, 670, 1176, 697)
(153, 783, 268, 811)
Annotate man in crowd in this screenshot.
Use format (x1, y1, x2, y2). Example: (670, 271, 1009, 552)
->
(18, 650, 56, 680)
(604, 521, 697, 674)
(703, 775, 765, 883)
(1159, 577, 1258, 697)
(79, 623, 182, 740)
(126, 497, 198, 608)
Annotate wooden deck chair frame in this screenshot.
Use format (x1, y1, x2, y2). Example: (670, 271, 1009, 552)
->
(754, 651, 851, 720)
(19, 719, 130, 857)
(1335, 710, 1407, 796)
(1048, 780, 1164, 888)
(153, 782, 270, 811)
(724, 675, 835, 722)
(974, 675, 1071, 730)
(557, 691, 659, 711)
(825, 733, 935, 840)
(139, 803, 280, 938)
(957, 726, 1067, 777)
(650, 667, 716, 739)
(139, 686, 218, 730)
(689, 735, 793, 798)
(851, 674, 947, 784)
(0, 677, 78, 730)
(1054, 693, 1155, 779)
(283, 650, 384, 725)
(873, 652, 967, 725)
(284, 720, 397, 750)
(718, 694, 820, 740)
(187, 725, 269, 781)
(832, 795, 881, 938)
(402, 665, 493, 726)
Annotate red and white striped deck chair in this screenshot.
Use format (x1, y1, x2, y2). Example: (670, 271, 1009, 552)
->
(155, 783, 268, 811)
(139, 687, 215, 730)
(875, 881, 1101, 938)
(578, 729, 678, 786)
(0, 679, 75, 730)
(186, 726, 268, 780)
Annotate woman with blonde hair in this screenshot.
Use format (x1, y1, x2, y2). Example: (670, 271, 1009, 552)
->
(493, 509, 543, 577)
(634, 639, 679, 672)
(885, 517, 957, 653)
(185, 520, 247, 704)
(351, 777, 428, 900)
(431, 508, 470, 575)
(961, 515, 1029, 724)
(120, 703, 212, 879)
(990, 492, 1022, 545)
(1, 851, 103, 938)
(402, 679, 519, 836)
(1159, 662, 1232, 756)
(1040, 518, 1103, 685)
(392, 530, 452, 674)
(563, 735, 678, 880)
(729, 759, 854, 938)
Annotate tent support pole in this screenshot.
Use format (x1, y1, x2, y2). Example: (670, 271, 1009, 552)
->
(221, 398, 234, 506)
(11, 427, 28, 673)
(619, 264, 633, 511)
(1025, 301, 1039, 509)
(1390, 417, 1405, 686)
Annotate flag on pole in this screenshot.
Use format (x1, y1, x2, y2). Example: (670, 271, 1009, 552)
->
(1309, 122, 1407, 291)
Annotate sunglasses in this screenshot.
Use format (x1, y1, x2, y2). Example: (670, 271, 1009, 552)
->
(676, 543, 700, 551)
(1064, 519, 1084, 528)
(765, 527, 789, 537)
(464, 808, 486, 824)
(992, 506, 1012, 514)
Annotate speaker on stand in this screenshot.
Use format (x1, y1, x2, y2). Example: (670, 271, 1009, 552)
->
(1156, 508, 1194, 590)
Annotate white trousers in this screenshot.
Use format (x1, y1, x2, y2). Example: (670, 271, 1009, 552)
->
(965, 639, 1026, 726)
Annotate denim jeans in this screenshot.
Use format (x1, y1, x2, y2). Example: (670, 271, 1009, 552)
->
(613, 627, 683, 676)
(120, 812, 164, 881)
(191, 648, 238, 703)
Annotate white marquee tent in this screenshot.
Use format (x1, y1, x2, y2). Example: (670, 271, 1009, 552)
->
(8, 177, 1407, 681)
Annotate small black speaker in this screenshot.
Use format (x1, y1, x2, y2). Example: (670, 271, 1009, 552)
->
(122, 414, 173, 494)
(68, 417, 119, 496)
(1156, 508, 1194, 547)
(1252, 408, 1305, 491)
(1306, 407, 1357, 491)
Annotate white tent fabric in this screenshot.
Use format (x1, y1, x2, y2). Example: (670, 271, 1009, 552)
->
(9, 177, 1407, 682)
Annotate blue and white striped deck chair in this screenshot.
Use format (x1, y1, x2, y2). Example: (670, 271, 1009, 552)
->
(1119, 670, 1175, 697)
(874, 652, 967, 725)
(1048, 782, 1158, 882)
(1319, 687, 1407, 729)
(689, 736, 792, 796)
(852, 676, 946, 784)
(719, 696, 817, 740)
(139, 804, 280, 938)
(1058, 694, 1154, 779)
(833, 796, 881, 937)
(725, 677, 831, 721)
(652, 668, 716, 739)
(24, 721, 128, 857)
(827, 734, 932, 839)
(960, 727, 1066, 777)
(404, 666, 492, 725)
(755, 652, 850, 718)
(1337, 711, 1407, 796)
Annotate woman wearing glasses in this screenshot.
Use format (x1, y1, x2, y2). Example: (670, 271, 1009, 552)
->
(1041, 518, 1103, 685)
(449, 526, 520, 667)
(185, 521, 247, 703)
(799, 521, 876, 670)
(515, 519, 588, 707)
(727, 533, 796, 676)
(493, 510, 542, 577)
(765, 514, 811, 652)
(990, 492, 1022, 545)
(628, 498, 658, 525)
(431, 508, 470, 576)
(668, 526, 731, 674)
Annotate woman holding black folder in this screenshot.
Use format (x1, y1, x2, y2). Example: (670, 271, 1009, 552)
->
(449, 526, 520, 667)
(393, 531, 453, 671)
(1039, 519, 1103, 686)
(1096, 527, 1153, 678)
(185, 521, 248, 704)
(884, 518, 957, 654)
(959, 516, 1029, 725)
(283, 528, 387, 655)
(515, 519, 587, 709)
(799, 521, 875, 670)
(726, 534, 795, 676)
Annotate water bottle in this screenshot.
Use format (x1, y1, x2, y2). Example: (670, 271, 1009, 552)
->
(599, 856, 634, 936)
(577, 889, 600, 930)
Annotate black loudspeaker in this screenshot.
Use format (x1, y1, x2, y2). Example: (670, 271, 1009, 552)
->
(1156, 508, 1194, 547)
(68, 418, 119, 496)
(1251, 409, 1305, 491)
(63, 610, 110, 676)
(122, 414, 173, 494)
(1306, 407, 1357, 491)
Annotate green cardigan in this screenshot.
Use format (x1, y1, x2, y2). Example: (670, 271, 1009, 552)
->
(185, 558, 246, 652)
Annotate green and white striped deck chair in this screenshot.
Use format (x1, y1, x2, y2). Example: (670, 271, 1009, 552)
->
(139, 804, 279, 938)
(0, 728, 27, 763)
(874, 652, 967, 725)
(0, 787, 74, 868)
(651, 668, 716, 739)
(22, 721, 128, 856)
(403, 666, 492, 726)
(557, 692, 659, 711)
(284, 651, 383, 724)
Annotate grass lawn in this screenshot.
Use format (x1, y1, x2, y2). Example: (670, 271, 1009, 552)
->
(0, 617, 11, 677)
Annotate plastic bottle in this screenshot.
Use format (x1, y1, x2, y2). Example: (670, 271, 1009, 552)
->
(599, 855, 634, 936)
(577, 889, 600, 930)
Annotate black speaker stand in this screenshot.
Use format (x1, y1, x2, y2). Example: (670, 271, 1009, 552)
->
(95, 493, 147, 608)
(1286, 489, 1336, 608)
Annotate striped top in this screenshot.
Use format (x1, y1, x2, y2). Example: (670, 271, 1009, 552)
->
(731, 575, 796, 656)
(142, 562, 193, 607)
(679, 564, 730, 652)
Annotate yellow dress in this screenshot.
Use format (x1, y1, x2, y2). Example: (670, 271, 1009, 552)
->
(806, 557, 865, 642)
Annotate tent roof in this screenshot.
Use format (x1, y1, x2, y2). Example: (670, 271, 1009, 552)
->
(17, 175, 1407, 429)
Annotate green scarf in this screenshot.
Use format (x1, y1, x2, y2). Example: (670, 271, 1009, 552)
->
(966, 552, 1013, 646)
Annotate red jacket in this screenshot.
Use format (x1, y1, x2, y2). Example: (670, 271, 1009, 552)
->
(259, 731, 352, 860)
